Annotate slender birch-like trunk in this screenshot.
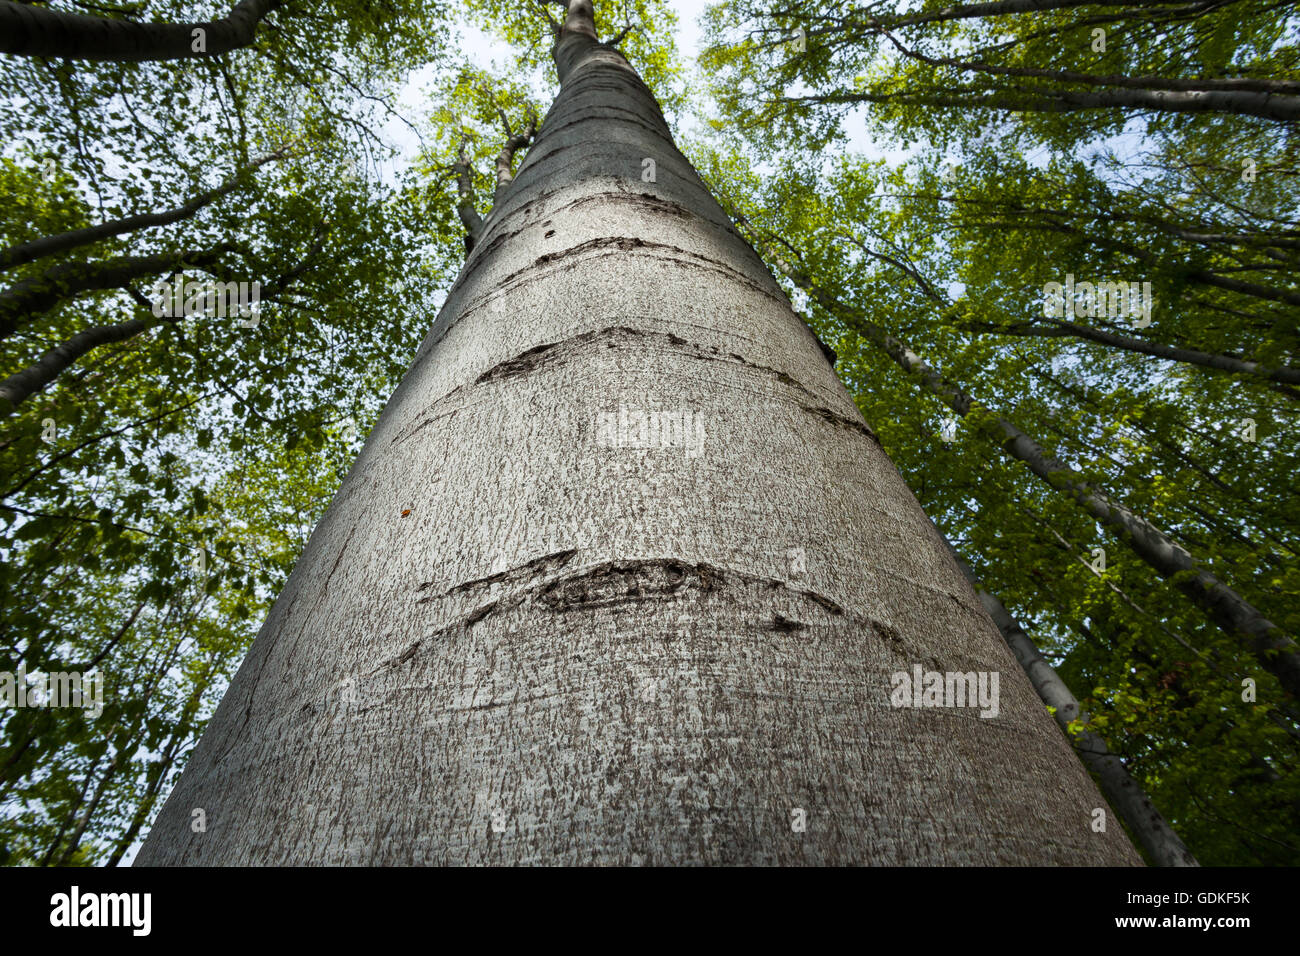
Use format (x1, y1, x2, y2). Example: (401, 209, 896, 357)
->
(753, 244, 1299, 699)
(135, 2, 1140, 866)
(946, 543, 1198, 866)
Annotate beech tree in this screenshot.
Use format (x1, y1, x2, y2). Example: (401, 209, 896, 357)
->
(134, 0, 1140, 865)
(13, 0, 1292, 867)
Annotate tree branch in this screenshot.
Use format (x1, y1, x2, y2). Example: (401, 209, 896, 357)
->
(0, 141, 296, 273)
(0, 0, 283, 61)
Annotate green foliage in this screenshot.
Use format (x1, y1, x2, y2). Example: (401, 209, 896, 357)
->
(464, 0, 689, 117)
(692, 0, 1300, 859)
(0, 0, 455, 864)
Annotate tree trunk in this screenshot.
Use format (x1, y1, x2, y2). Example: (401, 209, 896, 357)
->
(819, 86, 1300, 123)
(0, 314, 161, 414)
(0, 144, 291, 273)
(946, 542, 1198, 866)
(0, 247, 232, 342)
(135, 2, 1141, 866)
(970, 318, 1300, 390)
(753, 243, 1299, 698)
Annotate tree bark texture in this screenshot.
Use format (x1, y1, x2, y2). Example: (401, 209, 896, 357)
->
(135, 14, 1141, 866)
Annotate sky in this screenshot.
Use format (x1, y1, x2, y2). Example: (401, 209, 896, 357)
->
(382, 0, 910, 201)
(385, 0, 711, 167)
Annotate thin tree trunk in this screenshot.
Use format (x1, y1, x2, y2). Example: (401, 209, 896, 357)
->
(107, 652, 225, 866)
(0, 236, 320, 413)
(493, 112, 537, 207)
(453, 141, 485, 253)
(135, 0, 1141, 866)
(38, 752, 105, 867)
(802, 85, 1300, 122)
(969, 210, 1300, 310)
(0, 314, 163, 414)
(50, 628, 187, 865)
(969, 318, 1300, 389)
(0, 0, 281, 62)
(882, 35, 1300, 112)
(945, 542, 1198, 866)
(751, 239, 1299, 697)
(829, 0, 1222, 33)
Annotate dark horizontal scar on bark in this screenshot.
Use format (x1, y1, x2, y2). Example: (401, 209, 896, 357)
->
(422, 193, 737, 364)
(389, 407, 456, 446)
(486, 173, 733, 252)
(473, 325, 836, 414)
(394, 559, 847, 668)
(371, 598, 505, 671)
(871, 619, 904, 644)
(465, 600, 498, 626)
(535, 557, 846, 617)
(514, 237, 781, 303)
(799, 402, 883, 448)
(522, 108, 672, 149)
(547, 100, 668, 135)
(472, 325, 649, 385)
(400, 327, 845, 445)
(416, 548, 579, 602)
(370, 638, 424, 674)
(374, 556, 587, 676)
(452, 691, 562, 713)
(426, 237, 781, 363)
(534, 77, 671, 125)
(475, 338, 567, 383)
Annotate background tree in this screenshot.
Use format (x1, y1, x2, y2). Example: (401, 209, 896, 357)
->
(691, 0, 1299, 860)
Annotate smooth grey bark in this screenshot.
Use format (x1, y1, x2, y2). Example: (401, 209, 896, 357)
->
(0, 0, 281, 61)
(752, 242, 1300, 698)
(494, 111, 538, 207)
(945, 543, 1198, 866)
(135, 1, 1140, 866)
(453, 141, 485, 253)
